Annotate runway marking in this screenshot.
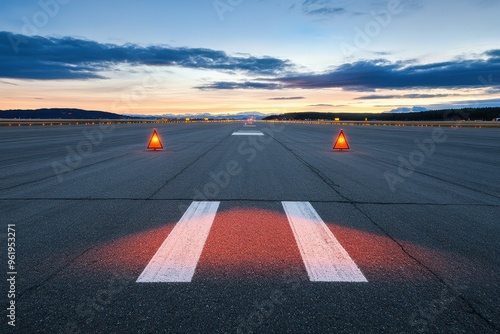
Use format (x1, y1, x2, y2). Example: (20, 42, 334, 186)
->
(232, 131, 264, 136)
(136, 201, 220, 283)
(282, 201, 367, 282)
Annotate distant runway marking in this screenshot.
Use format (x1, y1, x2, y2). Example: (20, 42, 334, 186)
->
(282, 201, 367, 282)
(136, 201, 220, 283)
(232, 131, 264, 136)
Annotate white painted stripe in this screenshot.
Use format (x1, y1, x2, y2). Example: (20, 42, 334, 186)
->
(137, 201, 220, 283)
(232, 131, 264, 136)
(282, 201, 367, 282)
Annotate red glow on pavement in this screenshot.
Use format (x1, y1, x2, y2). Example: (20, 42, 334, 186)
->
(73, 224, 176, 274)
(69, 210, 476, 283)
(194, 208, 308, 282)
(324, 223, 474, 282)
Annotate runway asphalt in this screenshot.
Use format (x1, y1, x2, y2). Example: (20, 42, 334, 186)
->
(1, 122, 499, 333)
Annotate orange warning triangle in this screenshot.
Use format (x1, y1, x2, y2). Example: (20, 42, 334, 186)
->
(333, 129, 350, 150)
(147, 129, 163, 150)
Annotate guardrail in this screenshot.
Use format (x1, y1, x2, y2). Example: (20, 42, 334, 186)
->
(262, 120, 500, 128)
(1, 119, 499, 128)
(0, 119, 233, 127)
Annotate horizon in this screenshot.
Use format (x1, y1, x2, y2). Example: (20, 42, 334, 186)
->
(1, 0, 500, 115)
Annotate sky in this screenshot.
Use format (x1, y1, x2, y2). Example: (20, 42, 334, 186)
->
(1, 0, 500, 116)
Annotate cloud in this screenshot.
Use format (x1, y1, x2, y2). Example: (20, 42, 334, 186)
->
(0, 32, 292, 80)
(388, 106, 428, 113)
(356, 93, 452, 100)
(341, 86, 377, 92)
(0, 79, 18, 85)
(301, 0, 347, 16)
(487, 87, 500, 94)
(386, 98, 500, 113)
(195, 81, 283, 90)
(472, 0, 500, 7)
(371, 51, 393, 56)
(308, 103, 336, 107)
(268, 96, 304, 100)
(299, 0, 422, 17)
(427, 98, 500, 110)
(192, 50, 500, 92)
(274, 51, 500, 90)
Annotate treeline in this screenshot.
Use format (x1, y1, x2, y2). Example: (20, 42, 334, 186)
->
(262, 107, 500, 122)
(0, 108, 137, 119)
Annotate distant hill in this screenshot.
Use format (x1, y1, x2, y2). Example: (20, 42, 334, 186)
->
(0, 108, 267, 120)
(0, 108, 137, 119)
(3, 107, 499, 121)
(262, 107, 500, 122)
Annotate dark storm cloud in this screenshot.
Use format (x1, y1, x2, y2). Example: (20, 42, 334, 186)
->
(0, 32, 292, 80)
(274, 54, 500, 90)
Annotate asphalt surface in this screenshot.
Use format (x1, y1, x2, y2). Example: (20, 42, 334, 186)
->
(1, 122, 499, 333)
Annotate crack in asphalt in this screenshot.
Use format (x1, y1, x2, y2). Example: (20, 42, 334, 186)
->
(147, 131, 236, 199)
(0, 152, 132, 191)
(14, 246, 96, 301)
(357, 152, 500, 200)
(2, 126, 243, 305)
(3, 126, 499, 331)
(1, 197, 500, 207)
(270, 132, 500, 332)
(354, 203, 500, 333)
(269, 134, 350, 201)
